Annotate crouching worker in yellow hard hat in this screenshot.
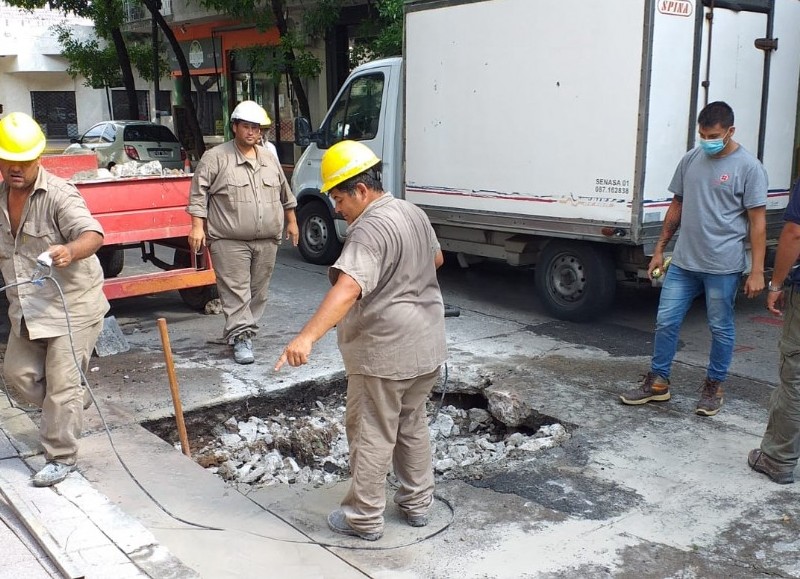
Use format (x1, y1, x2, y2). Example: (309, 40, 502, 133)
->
(0, 112, 109, 487)
(275, 140, 447, 541)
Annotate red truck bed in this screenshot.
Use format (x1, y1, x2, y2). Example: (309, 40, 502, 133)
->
(39, 154, 216, 305)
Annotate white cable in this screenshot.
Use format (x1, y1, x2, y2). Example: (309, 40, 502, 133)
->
(2, 262, 455, 550)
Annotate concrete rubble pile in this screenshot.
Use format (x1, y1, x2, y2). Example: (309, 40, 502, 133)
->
(69, 160, 188, 182)
(194, 396, 570, 488)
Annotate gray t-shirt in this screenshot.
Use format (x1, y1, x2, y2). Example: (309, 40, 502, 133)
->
(669, 145, 767, 274)
(330, 194, 447, 380)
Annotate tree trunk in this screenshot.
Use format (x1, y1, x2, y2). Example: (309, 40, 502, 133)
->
(140, 0, 206, 159)
(107, 25, 139, 120)
(270, 0, 311, 122)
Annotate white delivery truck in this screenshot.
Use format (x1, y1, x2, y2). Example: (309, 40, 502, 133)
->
(291, 0, 800, 321)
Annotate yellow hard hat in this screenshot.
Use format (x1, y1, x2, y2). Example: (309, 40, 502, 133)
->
(0, 112, 46, 162)
(231, 100, 271, 127)
(320, 140, 380, 193)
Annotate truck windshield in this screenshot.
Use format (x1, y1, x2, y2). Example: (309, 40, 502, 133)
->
(322, 73, 384, 145)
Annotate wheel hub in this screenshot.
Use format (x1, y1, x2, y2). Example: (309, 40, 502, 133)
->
(303, 216, 329, 252)
(549, 255, 586, 303)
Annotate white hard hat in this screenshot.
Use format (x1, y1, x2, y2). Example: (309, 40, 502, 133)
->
(230, 100, 271, 127)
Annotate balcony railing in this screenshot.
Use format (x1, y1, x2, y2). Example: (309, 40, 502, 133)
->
(122, 0, 172, 22)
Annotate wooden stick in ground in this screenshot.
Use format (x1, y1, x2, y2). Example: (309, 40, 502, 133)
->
(157, 317, 191, 457)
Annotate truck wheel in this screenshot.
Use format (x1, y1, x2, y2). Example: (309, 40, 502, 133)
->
(97, 246, 124, 278)
(173, 249, 219, 311)
(297, 201, 343, 265)
(534, 241, 616, 322)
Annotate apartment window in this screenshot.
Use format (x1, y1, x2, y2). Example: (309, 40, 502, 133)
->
(30, 91, 78, 139)
(111, 90, 150, 120)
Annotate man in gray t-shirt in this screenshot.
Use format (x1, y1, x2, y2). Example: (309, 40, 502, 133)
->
(621, 101, 767, 417)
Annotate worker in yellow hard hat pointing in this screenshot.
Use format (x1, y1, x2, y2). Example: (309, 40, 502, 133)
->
(0, 112, 109, 487)
(275, 140, 447, 541)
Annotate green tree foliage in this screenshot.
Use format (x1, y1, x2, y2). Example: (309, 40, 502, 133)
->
(9, 0, 206, 155)
(127, 42, 171, 84)
(6, 0, 140, 119)
(54, 24, 122, 89)
(195, 0, 341, 121)
(350, 0, 403, 68)
(54, 25, 168, 86)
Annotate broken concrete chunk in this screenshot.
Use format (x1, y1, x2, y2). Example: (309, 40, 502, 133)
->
(432, 413, 455, 438)
(237, 420, 258, 444)
(468, 408, 492, 423)
(241, 466, 267, 484)
(434, 458, 457, 473)
(485, 388, 532, 427)
(505, 432, 526, 447)
(219, 433, 242, 447)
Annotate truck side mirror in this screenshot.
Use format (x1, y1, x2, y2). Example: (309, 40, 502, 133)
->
(294, 117, 313, 147)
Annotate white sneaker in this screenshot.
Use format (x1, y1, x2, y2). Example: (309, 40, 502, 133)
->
(233, 336, 254, 365)
(32, 462, 75, 487)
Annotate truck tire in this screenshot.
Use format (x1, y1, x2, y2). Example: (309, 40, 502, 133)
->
(173, 249, 219, 311)
(97, 246, 124, 278)
(297, 201, 343, 265)
(534, 241, 616, 322)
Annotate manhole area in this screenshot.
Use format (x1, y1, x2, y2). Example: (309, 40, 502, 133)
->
(143, 379, 571, 489)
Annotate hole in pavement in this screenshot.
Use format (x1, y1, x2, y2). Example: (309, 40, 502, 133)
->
(143, 378, 571, 488)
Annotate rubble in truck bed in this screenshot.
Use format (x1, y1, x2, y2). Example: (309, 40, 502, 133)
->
(180, 388, 571, 489)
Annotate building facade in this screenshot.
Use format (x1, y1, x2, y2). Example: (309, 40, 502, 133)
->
(1, 0, 381, 159)
(0, 2, 160, 148)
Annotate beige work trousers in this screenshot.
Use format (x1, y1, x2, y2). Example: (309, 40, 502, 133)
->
(4, 319, 103, 465)
(341, 368, 440, 534)
(209, 238, 278, 343)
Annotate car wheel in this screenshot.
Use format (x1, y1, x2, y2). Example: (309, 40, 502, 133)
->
(97, 246, 124, 278)
(534, 241, 616, 322)
(297, 201, 343, 265)
(173, 249, 219, 311)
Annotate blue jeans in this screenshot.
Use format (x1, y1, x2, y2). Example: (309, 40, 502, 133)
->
(651, 264, 740, 382)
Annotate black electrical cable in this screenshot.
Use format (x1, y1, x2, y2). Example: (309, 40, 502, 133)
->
(5, 265, 455, 551)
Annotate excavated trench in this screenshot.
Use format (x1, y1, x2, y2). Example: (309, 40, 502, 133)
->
(143, 376, 572, 488)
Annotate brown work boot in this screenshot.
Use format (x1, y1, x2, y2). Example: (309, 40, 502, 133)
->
(695, 378, 724, 416)
(620, 372, 670, 405)
(748, 449, 795, 484)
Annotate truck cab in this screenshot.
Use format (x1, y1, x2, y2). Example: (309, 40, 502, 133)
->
(292, 57, 403, 264)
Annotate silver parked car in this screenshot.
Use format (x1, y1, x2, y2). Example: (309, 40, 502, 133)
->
(63, 121, 186, 170)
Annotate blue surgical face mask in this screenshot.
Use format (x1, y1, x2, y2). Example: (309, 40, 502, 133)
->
(699, 138, 725, 156)
(699, 129, 730, 156)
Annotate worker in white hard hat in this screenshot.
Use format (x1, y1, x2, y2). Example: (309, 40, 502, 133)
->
(275, 141, 447, 541)
(0, 112, 109, 487)
(187, 100, 299, 364)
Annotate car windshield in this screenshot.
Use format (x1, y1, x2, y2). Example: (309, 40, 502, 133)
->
(123, 125, 178, 143)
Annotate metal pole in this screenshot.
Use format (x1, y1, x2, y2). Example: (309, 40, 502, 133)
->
(152, 3, 161, 123)
(156, 318, 191, 457)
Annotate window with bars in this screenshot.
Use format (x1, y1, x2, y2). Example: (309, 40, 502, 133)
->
(30, 91, 79, 139)
(111, 90, 150, 121)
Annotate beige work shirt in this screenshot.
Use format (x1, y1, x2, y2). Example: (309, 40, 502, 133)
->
(331, 194, 447, 379)
(0, 168, 109, 340)
(187, 141, 297, 242)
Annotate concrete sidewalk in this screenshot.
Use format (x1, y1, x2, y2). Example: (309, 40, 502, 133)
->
(0, 400, 195, 578)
